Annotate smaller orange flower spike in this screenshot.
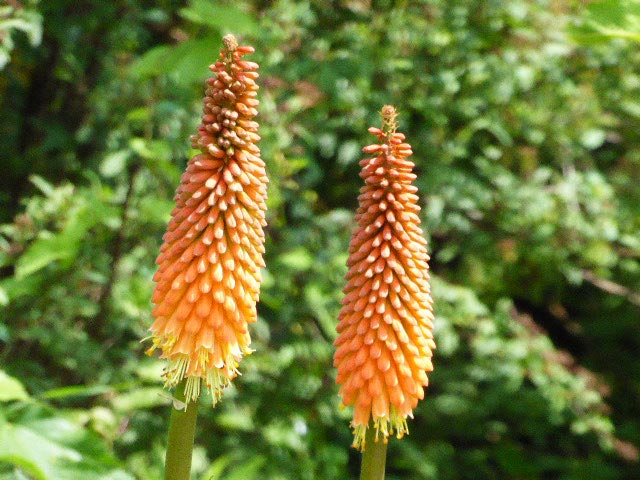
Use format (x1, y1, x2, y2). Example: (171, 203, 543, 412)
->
(334, 106, 435, 450)
(147, 35, 268, 406)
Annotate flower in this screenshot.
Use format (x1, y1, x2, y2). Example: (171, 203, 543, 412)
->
(333, 106, 435, 450)
(147, 35, 268, 406)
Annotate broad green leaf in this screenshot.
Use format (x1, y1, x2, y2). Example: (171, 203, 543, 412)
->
(129, 44, 173, 78)
(278, 247, 314, 271)
(169, 38, 220, 86)
(0, 416, 133, 480)
(179, 0, 258, 35)
(28, 176, 55, 198)
(224, 456, 267, 480)
(110, 387, 167, 412)
(14, 234, 73, 279)
(129, 138, 173, 162)
(214, 408, 255, 432)
(100, 151, 130, 178)
(39, 384, 121, 401)
(130, 37, 222, 85)
(0, 287, 8, 307)
(570, 0, 640, 44)
(0, 371, 28, 402)
(581, 129, 607, 149)
(200, 455, 232, 480)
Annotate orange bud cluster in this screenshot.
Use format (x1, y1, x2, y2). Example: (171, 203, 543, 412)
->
(147, 35, 268, 406)
(334, 106, 435, 450)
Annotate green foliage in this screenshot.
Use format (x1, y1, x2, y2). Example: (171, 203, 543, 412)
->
(0, 371, 132, 479)
(130, 0, 258, 86)
(0, 372, 28, 403)
(0, 2, 42, 70)
(570, 0, 640, 44)
(1, 0, 639, 479)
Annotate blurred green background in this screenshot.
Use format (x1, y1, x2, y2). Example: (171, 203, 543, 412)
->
(1, 0, 640, 478)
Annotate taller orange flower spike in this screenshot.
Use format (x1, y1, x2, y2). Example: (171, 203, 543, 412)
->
(334, 105, 435, 450)
(147, 34, 268, 406)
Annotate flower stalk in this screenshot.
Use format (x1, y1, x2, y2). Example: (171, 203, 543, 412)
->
(164, 380, 199, 480)
(360, 422, 388, 480)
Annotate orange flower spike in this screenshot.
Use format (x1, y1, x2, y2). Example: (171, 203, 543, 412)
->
(334, 105, 435, 450)
(147, 34, 268, 406)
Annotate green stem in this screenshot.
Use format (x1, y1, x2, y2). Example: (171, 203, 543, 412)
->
(164, 379, 199, 480)
(359, 424, 388, 480)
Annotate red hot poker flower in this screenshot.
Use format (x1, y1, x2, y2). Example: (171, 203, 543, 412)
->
(147, 35, 268, 406)
(334, 106, 435, 450)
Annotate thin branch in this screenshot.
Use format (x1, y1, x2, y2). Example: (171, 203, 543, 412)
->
(92, 161, 140, 336)
(581, 269, 640, 307)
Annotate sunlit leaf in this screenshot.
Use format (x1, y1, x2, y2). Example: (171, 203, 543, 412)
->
(0, 371, 29, 403)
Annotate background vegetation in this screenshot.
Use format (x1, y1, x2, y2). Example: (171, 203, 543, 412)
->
(1, 0, 639, 478)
